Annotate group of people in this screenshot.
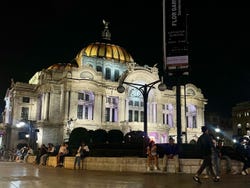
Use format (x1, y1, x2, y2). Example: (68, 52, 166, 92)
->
(34, 141, 90, 169)
(146, 125, 249, 184)
(234, 136, 250, 175)
(15, 145, 34, 162)
(193, 125, 250, 184)
(146, 137, 179, 172)
(35, 143, 57, 165)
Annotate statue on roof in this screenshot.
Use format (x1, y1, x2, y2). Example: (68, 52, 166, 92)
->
(103, 19, 109, 29)
(102, 19, 111, 40)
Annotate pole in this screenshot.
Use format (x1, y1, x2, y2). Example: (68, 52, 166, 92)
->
(143, 85, 149, 137)
(176, 80, 182, 145)
(162, 0, 167, 71)
(184, 84, 187, 143)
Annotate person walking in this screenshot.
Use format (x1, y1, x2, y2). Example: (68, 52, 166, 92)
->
(193, 126, 220, 183)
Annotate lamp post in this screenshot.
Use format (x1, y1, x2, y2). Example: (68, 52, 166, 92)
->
(117, 79, 166, 137)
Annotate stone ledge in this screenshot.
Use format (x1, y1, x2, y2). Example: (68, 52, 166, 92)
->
(26, 155, 244, 174)
(26, 155, 36, 164)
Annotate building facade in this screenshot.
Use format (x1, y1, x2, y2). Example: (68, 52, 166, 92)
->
(232, 101, 250, 139)
(2, 23, 207, 149)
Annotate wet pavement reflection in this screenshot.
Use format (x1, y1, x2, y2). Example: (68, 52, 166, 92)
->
(0, 162, 250, 188)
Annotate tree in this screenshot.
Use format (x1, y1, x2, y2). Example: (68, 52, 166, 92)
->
(107, 129, 124, 143)
(69, 127, 90, 150)
(92, 129, 107, 144)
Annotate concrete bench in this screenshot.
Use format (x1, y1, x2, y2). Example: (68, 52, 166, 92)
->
(46, 156, 58, 167)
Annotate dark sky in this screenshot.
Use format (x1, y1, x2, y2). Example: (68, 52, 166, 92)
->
(0, 1, 249, 118)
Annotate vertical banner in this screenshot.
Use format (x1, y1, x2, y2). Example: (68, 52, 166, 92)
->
(165, 0, 189, 69)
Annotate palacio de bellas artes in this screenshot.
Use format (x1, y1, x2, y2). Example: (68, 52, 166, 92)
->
(2, 22, 206, 150)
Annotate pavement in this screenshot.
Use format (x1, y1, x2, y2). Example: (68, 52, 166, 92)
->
(0, 162, 250, 188)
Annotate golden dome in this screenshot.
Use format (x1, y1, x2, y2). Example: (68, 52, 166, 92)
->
(77, 42, 134, 64)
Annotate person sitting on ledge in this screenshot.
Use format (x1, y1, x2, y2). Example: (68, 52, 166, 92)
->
(162, 137, 179, 172)
(146, 139, 160, 171)
(57, 142, 69, 167)
(74, 142, 90, 170)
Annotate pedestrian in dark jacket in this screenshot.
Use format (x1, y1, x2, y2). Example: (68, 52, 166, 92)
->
(193, 126, 220, 183)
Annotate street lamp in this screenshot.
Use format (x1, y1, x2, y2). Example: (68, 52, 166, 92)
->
(117, 79, 166, 137)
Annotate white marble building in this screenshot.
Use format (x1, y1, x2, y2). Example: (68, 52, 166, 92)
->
(3, 23, 206, 149)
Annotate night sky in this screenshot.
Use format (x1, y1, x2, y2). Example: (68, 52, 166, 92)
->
(0, 1, 249, 118)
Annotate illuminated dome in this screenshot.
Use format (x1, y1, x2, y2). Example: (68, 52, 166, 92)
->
(75, 20, 134, 67)
(77, 42, 134, 64)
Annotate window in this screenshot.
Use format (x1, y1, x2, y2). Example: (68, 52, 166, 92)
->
(186, 104, 197, 128)
(128, 98, 144, 122)
(140, 111, 144, 122)
(78, 92, 91, 101)
(105, 108, 110, 121)
(112, 98, 117, 105)
(21, 107, 29, 120)
(96, 66, 102, 72)
(114, 70, 120, 81)
(105, 68, 111, 79)
(129, 110, 133, 122)
(107, 97, 112, 104)
(134, 101, 139, 106)
(77, 91, 94, 120)
(84, 107, 88, 119)
(129, 100, 133, 106)
(105, 96, 118, 122)
(112, 109, 116, 122)
(77, 105, 83, 119)
(22, 97, 30, 103)
(192, 116, 197, 128)
(134, 111, 139, 122)
(78, 93, 84, 100)
(162, 104, 173, 127)
(85, 94, 89, 101)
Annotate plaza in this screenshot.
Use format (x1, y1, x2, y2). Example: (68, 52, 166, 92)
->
(0, 161, 249, 188)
